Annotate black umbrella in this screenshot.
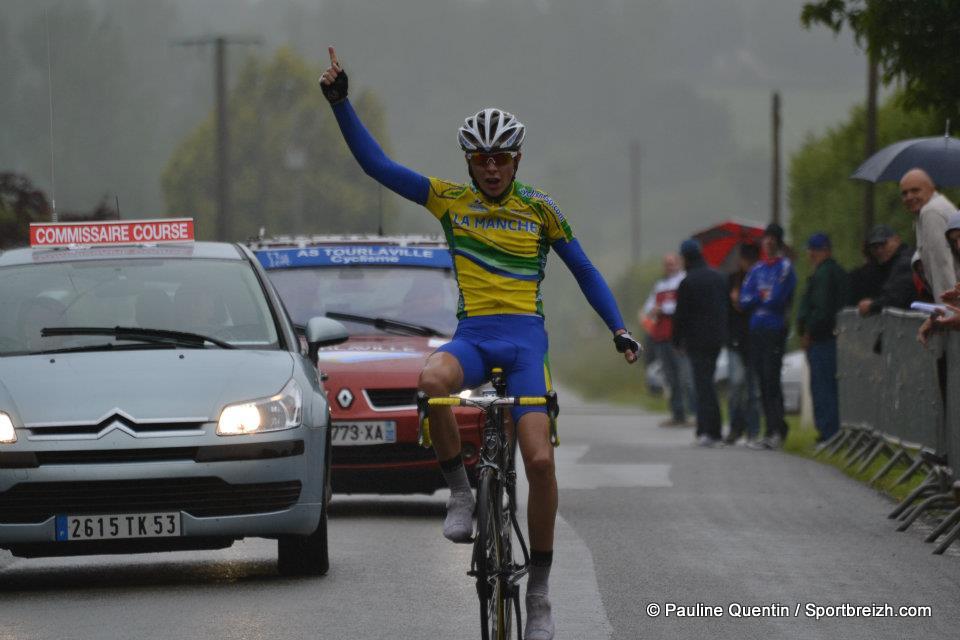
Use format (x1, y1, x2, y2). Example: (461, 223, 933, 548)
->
(851, 135, 960, 186)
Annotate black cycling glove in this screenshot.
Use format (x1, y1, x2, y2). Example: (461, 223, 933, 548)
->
(320, 68, 349, 105)
(613, 331, 641, 355)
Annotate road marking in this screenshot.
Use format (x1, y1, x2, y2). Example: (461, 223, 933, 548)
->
(511, 443, 670, 637)
(556, 445, 673, 489)
(550, 514, 614, 639)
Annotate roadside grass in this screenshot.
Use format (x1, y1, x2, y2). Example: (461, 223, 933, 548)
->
(784, 417, 926, 502)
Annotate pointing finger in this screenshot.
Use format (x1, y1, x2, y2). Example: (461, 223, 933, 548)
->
(328, 46, 341, 70)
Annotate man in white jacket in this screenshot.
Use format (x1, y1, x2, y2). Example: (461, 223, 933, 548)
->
(639, 253, 696, 426)
(900, 168, 960, 300)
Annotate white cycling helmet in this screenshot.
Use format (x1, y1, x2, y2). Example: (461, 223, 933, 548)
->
(458, 108, 526, 152)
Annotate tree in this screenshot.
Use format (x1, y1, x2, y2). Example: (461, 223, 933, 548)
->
(788, 94, 959, 298)
(0, 173, 51, 249)
(801, 0, 960, 119)
(162, 47, 392, 240)
(0, 171, 127, 248)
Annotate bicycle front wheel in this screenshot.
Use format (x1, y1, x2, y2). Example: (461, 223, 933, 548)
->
(475, 467, 516, 640)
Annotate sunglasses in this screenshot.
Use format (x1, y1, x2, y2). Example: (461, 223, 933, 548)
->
(466, 151, 518, 167)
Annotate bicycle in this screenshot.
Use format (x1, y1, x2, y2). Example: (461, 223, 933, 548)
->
(417, 369, 559, 640)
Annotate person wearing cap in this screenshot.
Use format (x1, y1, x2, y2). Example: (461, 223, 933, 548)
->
(797, 233, 848, 443)
(739, 222, 797, 449)
(855, 224, 915, 316)
(672, 238, 729, 447)
(900, 168, 960, 302)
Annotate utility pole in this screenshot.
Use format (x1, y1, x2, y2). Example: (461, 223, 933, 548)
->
(863, 54, 879, 233)
(771, 91, 781, 225)
(175, 35, 260, 240)
(630, 140, 641, 266)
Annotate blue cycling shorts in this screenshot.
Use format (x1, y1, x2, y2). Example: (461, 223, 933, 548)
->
(435, 314, 552, 423)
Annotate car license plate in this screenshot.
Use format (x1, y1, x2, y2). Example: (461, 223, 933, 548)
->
(55, 513, 181, 541)
(331, 421, 397, 446)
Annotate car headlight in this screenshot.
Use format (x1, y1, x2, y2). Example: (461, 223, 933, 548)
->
(217, 379, 302, 436)
(0, 412, 16, 444)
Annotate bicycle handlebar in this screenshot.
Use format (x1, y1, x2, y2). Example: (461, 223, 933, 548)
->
(416, 390, 560, 448)
(425, 396, 548, 407)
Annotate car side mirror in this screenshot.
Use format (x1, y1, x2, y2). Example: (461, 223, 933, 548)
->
(306, 317, 349, 363)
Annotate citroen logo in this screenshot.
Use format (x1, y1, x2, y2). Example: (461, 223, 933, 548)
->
(337, 388, 354, 409)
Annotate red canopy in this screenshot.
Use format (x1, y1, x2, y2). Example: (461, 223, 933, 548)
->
(692, 220, 765, 272)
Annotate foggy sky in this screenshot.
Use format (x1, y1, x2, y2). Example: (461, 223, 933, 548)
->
(1, 0, 868, 268)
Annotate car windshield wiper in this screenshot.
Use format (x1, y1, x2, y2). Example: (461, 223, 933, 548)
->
(41, 326, 236, 349)
(30, 342, 177, 355)
(324, 312, 446, 338)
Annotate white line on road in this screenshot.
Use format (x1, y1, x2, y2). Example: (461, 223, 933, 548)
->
(514, 441, 673, 639)
(555, 445, 673, 489)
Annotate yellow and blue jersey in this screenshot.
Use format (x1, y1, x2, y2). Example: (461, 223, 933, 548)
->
(425, 178, 573, 319)
(331, 98, 625, 332)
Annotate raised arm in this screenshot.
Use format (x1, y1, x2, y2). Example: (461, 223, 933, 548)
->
(320, 46, 429, 205)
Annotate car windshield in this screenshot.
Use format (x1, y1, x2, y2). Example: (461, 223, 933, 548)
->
(267, 266, 459, 337)
(0, 258, 280, 355)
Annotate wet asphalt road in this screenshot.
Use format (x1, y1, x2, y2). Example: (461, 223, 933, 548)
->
(1, 391, 958, 640)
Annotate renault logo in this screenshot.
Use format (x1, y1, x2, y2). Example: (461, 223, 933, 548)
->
(337, 388, 354, 409)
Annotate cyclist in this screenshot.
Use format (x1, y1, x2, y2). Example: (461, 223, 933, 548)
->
(320, 47, 639, 640)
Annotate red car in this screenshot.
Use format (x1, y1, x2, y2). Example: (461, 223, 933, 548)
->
(251, 235, 482, 494)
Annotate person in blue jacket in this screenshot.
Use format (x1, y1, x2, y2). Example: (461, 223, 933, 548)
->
(739, 223, 797, 449)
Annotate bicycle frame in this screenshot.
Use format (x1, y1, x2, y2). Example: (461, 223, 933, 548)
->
(416, 374, 558, 640)
(477, 371, 530, 585)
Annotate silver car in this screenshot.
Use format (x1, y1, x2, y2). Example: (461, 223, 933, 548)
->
(0, 239, 347, 575)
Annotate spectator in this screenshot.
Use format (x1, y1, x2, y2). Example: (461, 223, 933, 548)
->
(900, 168, 960, 301)
(673, 239, 728, 447)
(797, 233, 848, 443)
(917, 213, 960, 345)
(855, 224, 915, 315)
(847, 239, 882, 306)
(739, 223, 797, 450)
(911, 249, 935, 303)
(639, 252, 696, 426)
(946, 211, 960, 260)
(724, 242, 761, 445)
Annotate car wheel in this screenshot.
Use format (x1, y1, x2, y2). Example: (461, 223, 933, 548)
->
(277, 505, 328, 576)
(278, 440, 331, 577)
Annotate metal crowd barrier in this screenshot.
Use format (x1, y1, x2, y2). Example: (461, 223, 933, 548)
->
(878, 309, 944, 453)
(824, 308, 960, 554)
(836, 309, 883, 432)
